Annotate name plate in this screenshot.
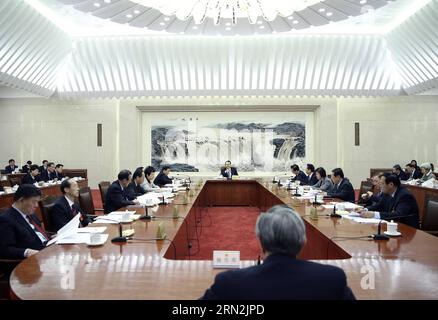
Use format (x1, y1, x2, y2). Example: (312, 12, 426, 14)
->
(212, 250, 240, 269)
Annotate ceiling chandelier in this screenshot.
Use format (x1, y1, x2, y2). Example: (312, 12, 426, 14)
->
(134, 0, 322, 25)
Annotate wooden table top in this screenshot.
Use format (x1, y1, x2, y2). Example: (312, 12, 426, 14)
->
(9, 179, 438, 300)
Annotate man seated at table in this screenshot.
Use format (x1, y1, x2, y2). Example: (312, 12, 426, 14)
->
(38, 160, 48, 175)
(154, 165, 173, 187)
(142, 166, 160, 192)
(393, 164, 409, 181)
(53, 164, 64, 180)
(405, 163, 422, 180)
(21, 165, 41, 185)
(305, 164, 318, 186)
(361, 173, 385, 206)
(50, 179, 90, 232)
(21, 161, 32, 174)
(359, 174, 419, 229)
(220, 160, 238, 179)
(200, 205, 355, 300)
(0, 185, 48, 259)
(327, 168, 355, 203)
(290, 164, 308, 185)
(126, 168, 146, 200)
(4, 159, 19, 174)
(40, 162, 56, 182)
(104, 170, 139, 214)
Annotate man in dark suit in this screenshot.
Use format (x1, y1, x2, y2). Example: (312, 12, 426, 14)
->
(126, 168, 146, 200)
(22, 165, 41, 185)
(4, 159, 19, 174)
(21, 161, 32, 174)
(54, 164, 64, 180)
(104, 170, 139, 214)
(201, 205, 355, 300)
(290, 164, 308, 185)
(220, 160, 238, 179)
(360, 174, 419, 228)
(50, 179, 90, 232)
(405, 163, 422, 180)
(327, 168, 356, 203)
(38, 160, 48, 175)
(154, 166, 174, 187)
(305, 164, 318, 186)
(0, 184, 48, 259)
(393, 164, 409, 181)
(40, 162, 57, 182)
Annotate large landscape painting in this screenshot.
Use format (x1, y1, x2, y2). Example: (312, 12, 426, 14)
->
(151, 115, 305, 172)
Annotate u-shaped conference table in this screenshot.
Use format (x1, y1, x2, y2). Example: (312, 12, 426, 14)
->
(10, 179, 438, 299)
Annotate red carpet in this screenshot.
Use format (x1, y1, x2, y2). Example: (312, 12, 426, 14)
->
(185, 207, 263, 261)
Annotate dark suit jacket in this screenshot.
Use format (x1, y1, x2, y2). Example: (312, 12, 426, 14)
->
(366, 187, 419, 228)
(53, 171, 64, 180)
(4, 165, 18, 174)
(126, 181, 146, 200)
(307, 173, 318, 186)
(328, 178, 356, 203)
(200, 254, 355, 300)
(104, 181, 135, 214)
(365, 190, 384, 207)
(397, 171, 410, 181)
(21, 165, 30, 174)
(220, 167, 238, 178)
(291, 171, 308, 185)
(21, 173, 39, 185)
(0, 208, 46, 259)
(40, 170, 55, 182)
(50, 196, 89, 232)
(154, 172, 173, 187)
(411, 169, 422, 180)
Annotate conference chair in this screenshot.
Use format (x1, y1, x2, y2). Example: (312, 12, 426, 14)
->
(78, 186, 104, 216)
(98, 181, 110, 207)
(422, 200, 438, 236)
(38, 196, 58, 233)
(357, 180, 373, 204)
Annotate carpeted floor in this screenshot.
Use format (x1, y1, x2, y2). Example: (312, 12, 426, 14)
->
(184, 206, 263, 261)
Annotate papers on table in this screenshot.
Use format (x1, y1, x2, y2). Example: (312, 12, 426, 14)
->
(77, 227, 107, 233)
(342, 215, 382, 224)
(47, 214, 81, 245)
(322, 202, 363, 210)
(92, 211, 141, 224)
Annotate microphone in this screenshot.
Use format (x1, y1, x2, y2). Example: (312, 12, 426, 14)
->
(371, 213, 417, 240)
(94, 217, 129, 243)
(139, 205, 152, 220)
(330, 203, 342, 218)
(176, 173, 191, 190)
(158, 193, 167, 206)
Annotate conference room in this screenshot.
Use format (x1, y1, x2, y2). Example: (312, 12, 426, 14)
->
(1, 0, 438, 309)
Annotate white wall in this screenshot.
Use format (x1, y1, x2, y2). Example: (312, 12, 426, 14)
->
(1, 95, 437, 189)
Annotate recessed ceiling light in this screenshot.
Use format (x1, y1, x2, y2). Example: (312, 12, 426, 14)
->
(257, 21, 262, 25)
(164, 17, 170, 21)
(104, 0, 111, 3)
(318, 8, 326, 12)
(225, 22, 231, 26)
(360, 0, 367, 4)
(292, 20, 299, 24)
(259, 25, 265, 29)
(126, 14, 133, 18)
(133, 10, 140, 14)
(225, 27, 231, 31)
(287, 16, 293, 20)
(192, 25, 198, 29)
(326, 12, 333, 17)
(93, 2, 101, 7)
(160, 22, 165, 26)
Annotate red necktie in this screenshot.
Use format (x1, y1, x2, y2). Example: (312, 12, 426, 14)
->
(27, 216, 49, 241)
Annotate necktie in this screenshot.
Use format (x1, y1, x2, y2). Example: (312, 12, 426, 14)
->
(71, 204, 78, 217)
(27, 216, 49, 241)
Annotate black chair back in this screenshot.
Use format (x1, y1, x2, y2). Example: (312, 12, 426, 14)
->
(38, 196, 58, 233)
(98, 181, 110, 207)
(422, 200, 438, 235)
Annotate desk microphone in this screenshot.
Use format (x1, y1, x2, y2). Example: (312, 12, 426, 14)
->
(176, 173, 191, 190)
(159, 194, 167, 206)
(371, 213, 416, 240)
(139, 205, 152, 220)
(330, 204, 342, 218)
(95, 217, 128, 243)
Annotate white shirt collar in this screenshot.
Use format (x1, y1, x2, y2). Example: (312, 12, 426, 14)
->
(64, 195, 74, 208)
(391, 188, 398, 198)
